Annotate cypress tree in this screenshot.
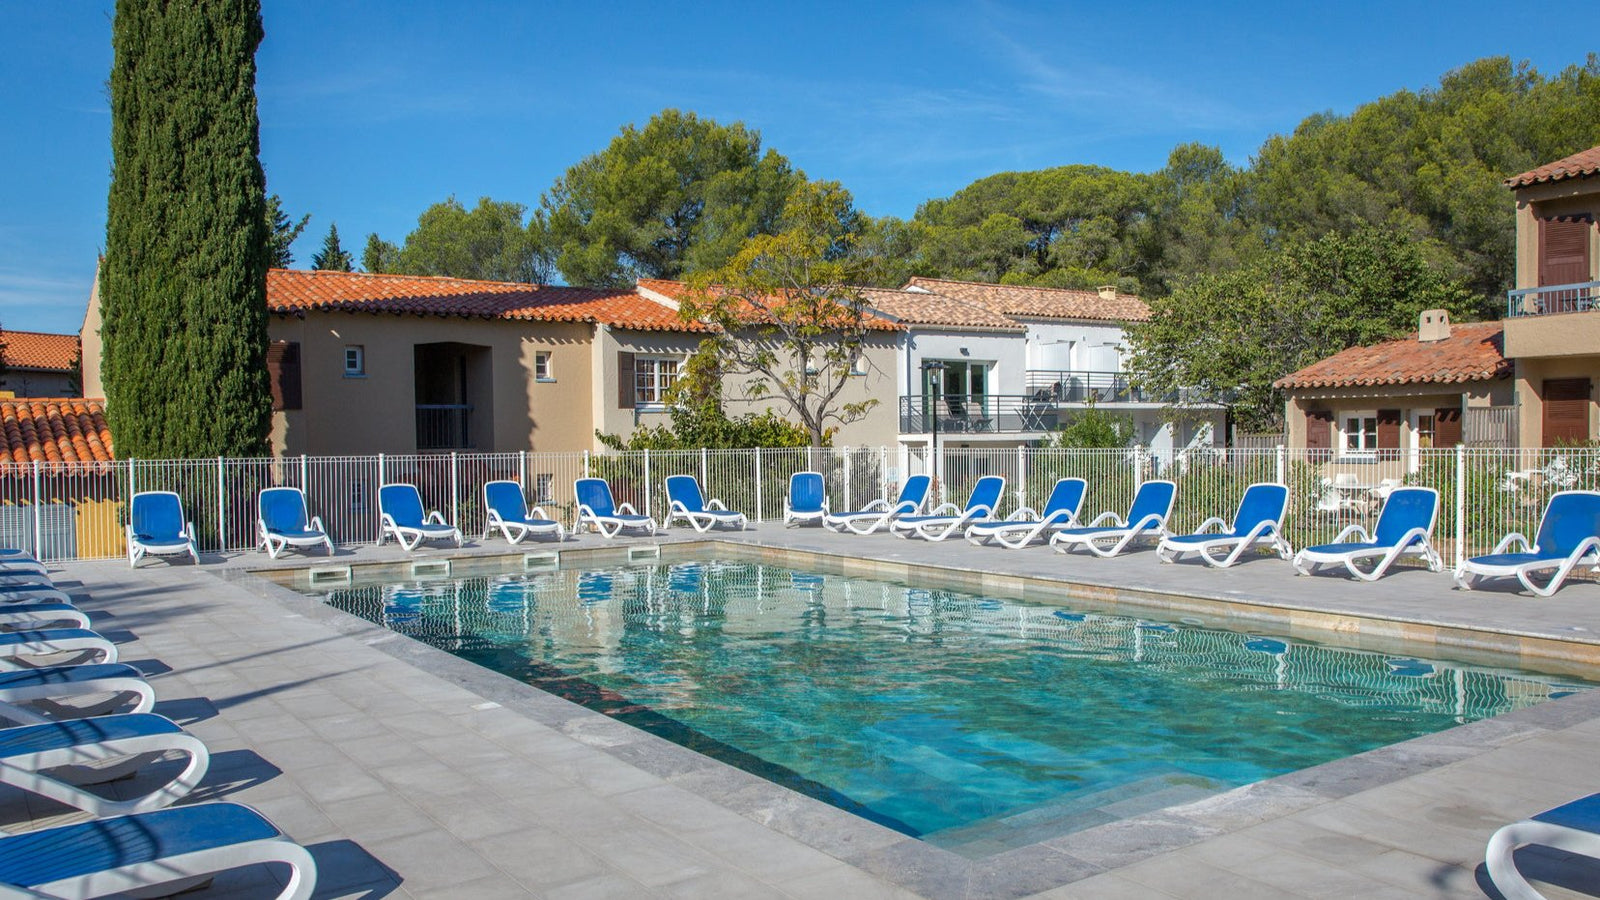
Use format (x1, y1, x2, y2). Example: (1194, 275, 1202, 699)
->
(103, 0, 273, 458)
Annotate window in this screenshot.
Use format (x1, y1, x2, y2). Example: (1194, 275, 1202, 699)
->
(534, 351, 553, 381)
(1343, 411, 1378, 454)
(267, 341, 301, 410)
(634, 357, 679, 407)
(1414, 413, 1435, 450)
(344, 345, 365, 377)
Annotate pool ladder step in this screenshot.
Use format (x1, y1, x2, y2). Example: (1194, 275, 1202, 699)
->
(411, 559, 452, 577)
(627, 544, 662, 561)
(523, 551, 560, 571)
(307, 566, 352, 585)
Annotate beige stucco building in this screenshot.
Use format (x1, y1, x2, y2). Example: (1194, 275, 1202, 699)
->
(80, 268, 904, 456)
(1503, 144, 1600, 446)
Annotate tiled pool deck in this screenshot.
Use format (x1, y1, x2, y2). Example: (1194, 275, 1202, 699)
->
(26, 527, 1600, 899)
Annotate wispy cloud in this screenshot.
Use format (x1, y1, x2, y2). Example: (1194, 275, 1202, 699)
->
(0, 269, 92, 312)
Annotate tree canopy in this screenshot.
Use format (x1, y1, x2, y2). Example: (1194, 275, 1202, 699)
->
(543, 109, 801, 288)
(310, 223, 354, 271)
(102, 0, 273, 457)
(379, 196, 553, 283)
(265, 193, 309, 268)
(1127, 227, 1482, 432)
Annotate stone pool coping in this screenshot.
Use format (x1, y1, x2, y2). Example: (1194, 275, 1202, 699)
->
(202, 526, 1600, 897)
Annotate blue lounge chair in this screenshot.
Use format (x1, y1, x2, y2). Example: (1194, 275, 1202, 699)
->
(378, 483, 462, 552)
(256, 487, 333, 559)
(892, 475, 1006, 542)
(0, 662, 155, 726)
(574, 478, 656, 537)
(482, 480, 565, 544)
(1293, 486, 1441, 580)
(824, 474, 930, 535)
(965, 478, 1087, 549)
(1051, 480, 1177, 558)
(126, 491, 197, 568)
(1157, 482, 1291, 568)
(0, 801, 316, 899)
(664, 474, 748, 532)
(0, 713, 209, 817)
(0, 582, 74, 605)
(783, 472, 829, 527)
(1455, 490, 1600, 597)
(1486, 792, 1600, 900)
(0, 628, 118, 668)
(0, 601, 90, 631)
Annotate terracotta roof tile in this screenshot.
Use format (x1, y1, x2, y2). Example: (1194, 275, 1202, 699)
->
(636, 279, 903, 331)
(1506, 144, 1600, 188)
(855, 287, 1023, 331)
(902, 277, 1151, 323)
(268, 269, 704, 332)
(0, 398, 114, 465)
(0, 331, 79, 372)
(1274, 322, 1509, 391)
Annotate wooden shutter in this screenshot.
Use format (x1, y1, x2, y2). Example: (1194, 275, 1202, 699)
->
(1434, 406, 1462, 447)
(617, 352, 635, 410)
(1376, 409, 1401, 459)
(267, 341, 301, 411)
(1304, 409, 1333, 457)
(1543, 378, 1591, 445)
(1540, 217, 1593, 286)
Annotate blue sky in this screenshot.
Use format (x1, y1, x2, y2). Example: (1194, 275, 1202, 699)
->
(0, 1, 1593, 334)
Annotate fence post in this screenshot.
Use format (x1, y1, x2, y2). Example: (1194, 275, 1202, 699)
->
(450, 452, 460, 528)
(843, 447, 852, 512)
(31, 461, 42, 559)
(643, 449, 652, 520)
(583, 450, 591, 478)
(1017, 446, 1027, 510)
(216, 456, 226, 553)
(300, 454, 309, 491)
(1133, 445, 1145, 489)
(377, 453, 386, 487)
(1454, 443, 1467, 571)
(701, 447, 708, 485)
(519, 450, 528, 493)
(754, 449, 763, 523)
(880, 446, 889, 502)
(1275, 444, 1286, 486)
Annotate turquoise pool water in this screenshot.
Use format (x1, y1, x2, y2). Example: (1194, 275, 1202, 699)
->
(316, 560, 1589, 854)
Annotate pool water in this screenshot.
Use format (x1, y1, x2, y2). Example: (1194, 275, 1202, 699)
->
(316, 560, 1589, 854)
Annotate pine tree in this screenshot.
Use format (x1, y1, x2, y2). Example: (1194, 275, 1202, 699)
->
(102, 0, 273, 458)
(311, 223, 354, 272)
(362, 232, 398, 273)
(264, 193, 309, 267)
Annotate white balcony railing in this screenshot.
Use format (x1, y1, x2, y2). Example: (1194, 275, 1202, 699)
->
(1506, 281, 1600, 317)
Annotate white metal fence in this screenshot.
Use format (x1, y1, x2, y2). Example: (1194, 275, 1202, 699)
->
(3, 445, 1597, 568)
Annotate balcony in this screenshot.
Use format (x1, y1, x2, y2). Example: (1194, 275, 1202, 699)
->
(1024, 369, 1177, 404)
(899, 394, 1057, 434)
(1506, 281, 1600, 317)
(416, 404, 474, 450)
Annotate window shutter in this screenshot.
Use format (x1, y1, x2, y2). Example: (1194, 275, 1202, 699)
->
(1377, 409, 1401, 457)
(267, 341, 301, 411)
(1540, 217, 1593, 287)
(1434, 406, 1462, 447)
(1543, 378, 1591, 445)
(617, 352, 635, 410)
(1304, 409, 1333, 457)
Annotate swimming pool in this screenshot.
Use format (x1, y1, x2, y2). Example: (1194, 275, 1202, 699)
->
(311, 558, 1590, 855)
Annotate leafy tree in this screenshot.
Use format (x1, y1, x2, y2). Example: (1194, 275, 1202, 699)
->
(264, 193, 309, 268)
(391, 196, 552, 283)
(1044, 402, 1135, 449)
(361, 232, 398, 273)
(310, 223, 354, 272)
(1127, 227, 1480, 431)
(102, 0, 272, 457)
(542, 109, 801, 287)
(678, 181, 880, 447)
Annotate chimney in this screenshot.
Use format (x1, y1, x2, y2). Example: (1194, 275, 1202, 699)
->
(1096, 285, 1118, 300)
(1418, 309, 1451, 342)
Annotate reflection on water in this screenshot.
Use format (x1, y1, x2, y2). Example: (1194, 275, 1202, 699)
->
(319, 561, 1589, 854)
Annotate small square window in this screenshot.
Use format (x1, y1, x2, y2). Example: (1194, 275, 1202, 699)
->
(535, 351, 553, 381)
(344, 345, 365, 376)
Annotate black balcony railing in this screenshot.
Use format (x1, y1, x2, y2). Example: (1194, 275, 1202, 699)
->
(1023, 369, 1177, 404)
(1506, 281, 1600, 317)
(899, 394, 1059, 434)
(416, 404, 473, 450)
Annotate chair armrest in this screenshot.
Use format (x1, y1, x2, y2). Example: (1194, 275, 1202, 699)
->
(860, 498, 890, 513)
(185, 521, 197, 540)
(424, 511, 447, 525)
(926, 502, 961, 517)
(309, 515, 326, 532)
(1194, 516, 1228, 534)
(617, 502, 640, 515)
(530, 506, 551, 521)
(1011, 506, 1041, 522)
(707, 499, 728, 511)
(1087, 511, 1126, 527)
(1492, 533, 1531, 555)
(1332, 524, 1370, 543)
